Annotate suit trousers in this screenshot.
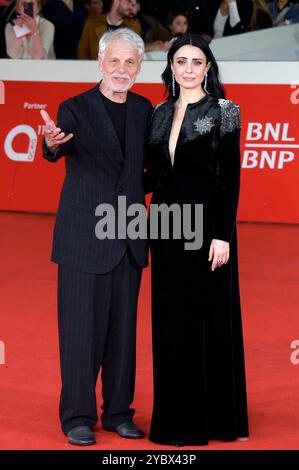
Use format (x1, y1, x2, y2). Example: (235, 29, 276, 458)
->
(57, 248, 142, 435)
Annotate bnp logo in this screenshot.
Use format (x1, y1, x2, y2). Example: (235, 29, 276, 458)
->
(243, 122, 298, 170)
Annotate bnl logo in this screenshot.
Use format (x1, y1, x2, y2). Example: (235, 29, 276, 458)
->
(0, 81, 4, 104)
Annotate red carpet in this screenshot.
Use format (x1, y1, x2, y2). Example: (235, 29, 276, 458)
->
(0, 212, 299, 450)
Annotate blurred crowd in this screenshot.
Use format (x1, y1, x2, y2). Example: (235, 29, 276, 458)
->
(1, 0, 299, 60)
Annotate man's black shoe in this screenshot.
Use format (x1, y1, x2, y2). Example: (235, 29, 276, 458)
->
(67, 426, 96, 446)
(105, 422, 144, 439)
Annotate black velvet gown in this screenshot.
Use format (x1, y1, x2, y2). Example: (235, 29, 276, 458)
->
(146, 94, 249, 446)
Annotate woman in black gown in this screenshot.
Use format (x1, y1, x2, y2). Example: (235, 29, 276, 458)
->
(147, 34, 249, 446)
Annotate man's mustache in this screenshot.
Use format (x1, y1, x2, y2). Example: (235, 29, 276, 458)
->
(111, 75, 131, 80)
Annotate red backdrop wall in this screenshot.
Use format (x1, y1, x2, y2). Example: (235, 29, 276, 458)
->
(0, 81, 298, 223)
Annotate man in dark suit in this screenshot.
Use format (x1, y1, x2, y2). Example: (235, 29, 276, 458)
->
(41, 27, 152, 446)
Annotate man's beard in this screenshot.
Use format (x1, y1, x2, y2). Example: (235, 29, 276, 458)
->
(104, 76, 134, 93)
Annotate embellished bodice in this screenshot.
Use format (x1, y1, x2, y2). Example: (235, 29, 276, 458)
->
(149, 95, 240, 156)
(147, 95, 241, 203)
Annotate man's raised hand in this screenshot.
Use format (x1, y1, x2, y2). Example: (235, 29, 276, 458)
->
(41, 110, 74, 152)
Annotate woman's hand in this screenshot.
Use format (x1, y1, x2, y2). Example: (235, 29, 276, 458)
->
(221, 0, 235, 14)
(21, 13, 38, 34)
(40, 110, 74, 152)
(208, 239, 230, 271)
(220, 1, 228, 15)
(13, 16, 25, 28)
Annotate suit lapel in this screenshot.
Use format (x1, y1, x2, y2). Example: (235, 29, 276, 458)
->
(124, 92, 137, 165)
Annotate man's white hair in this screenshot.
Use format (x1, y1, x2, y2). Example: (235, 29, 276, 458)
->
(98, 28, 144, 61)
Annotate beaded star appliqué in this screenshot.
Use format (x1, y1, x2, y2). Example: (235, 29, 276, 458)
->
(193, 116, 215, 135)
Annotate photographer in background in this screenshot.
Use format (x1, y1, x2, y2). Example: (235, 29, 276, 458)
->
(43, 0, 86, 59)
(211, 0, 272, 38)
(166, 11, 189, 37)
(126, 0, 172, 52)
(0, 0, 15, 57)
(5, 0, 55, 58)
(77, 0, 141, 60)
(137, 1, 213, 43)
(267, 0, 299, 26)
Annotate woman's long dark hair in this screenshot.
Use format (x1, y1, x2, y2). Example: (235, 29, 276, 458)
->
(162, 34, 225, 101)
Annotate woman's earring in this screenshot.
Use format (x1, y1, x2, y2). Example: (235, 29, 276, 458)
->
(172, 72, 176, 97)
(204, 73, 209, 94)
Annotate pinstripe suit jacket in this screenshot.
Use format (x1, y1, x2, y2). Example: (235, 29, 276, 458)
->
(42, 84, 152, 274)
